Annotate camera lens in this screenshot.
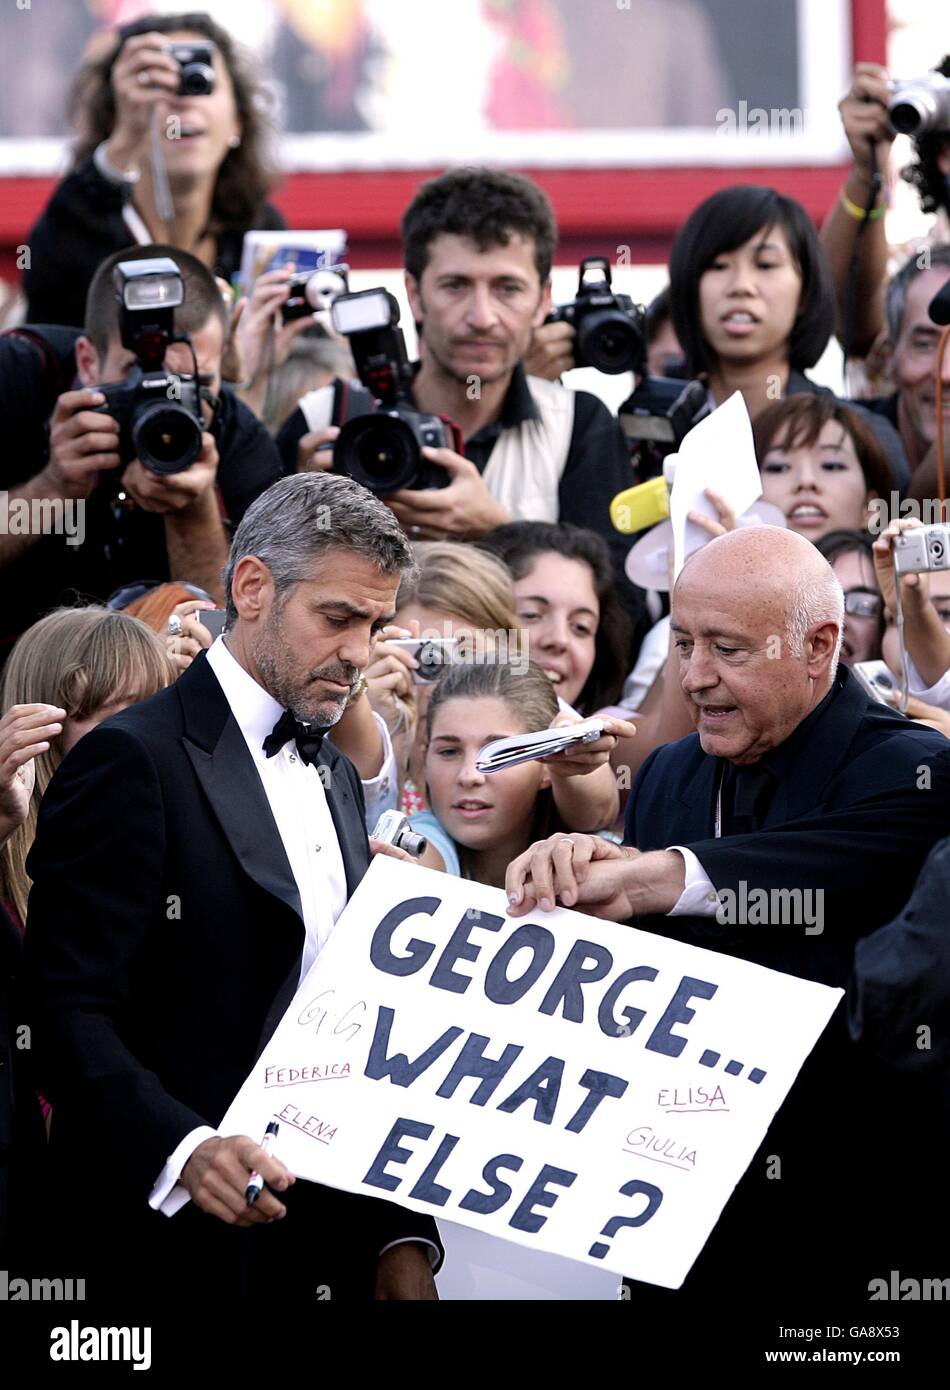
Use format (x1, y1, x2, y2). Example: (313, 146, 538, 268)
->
(132, 400, 203, 475)
(336, 414, 421, 495)
(578, 310, 642, 374)
(179, 64, 215, 97)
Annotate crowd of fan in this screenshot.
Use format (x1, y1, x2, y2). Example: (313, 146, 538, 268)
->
(2, 12, 950, 1297)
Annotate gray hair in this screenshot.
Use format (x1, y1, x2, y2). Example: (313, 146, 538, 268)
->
(786, 569, 844, 676)
(223, 473, 417, 625)
(884, 243, 950, 342)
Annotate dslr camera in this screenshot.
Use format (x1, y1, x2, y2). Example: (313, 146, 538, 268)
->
(893, 522, 950, 574)
(329, 288, 461, 495)
(281, 264, 350, 324)
(168, 40, 215, 97)
(547, 257, 645, 374)
(93, 257, 205, 476)
(549, 257, 707, 479)
(888, 72, 950, 136)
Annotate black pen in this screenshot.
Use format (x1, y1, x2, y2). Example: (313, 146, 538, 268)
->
(245, 1121, 280, 1205)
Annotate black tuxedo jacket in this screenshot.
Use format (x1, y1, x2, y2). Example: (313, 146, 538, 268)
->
(0, 903, 47, 1267)
(24, 653, 441, 1305)
(621, 667, 950, 1307)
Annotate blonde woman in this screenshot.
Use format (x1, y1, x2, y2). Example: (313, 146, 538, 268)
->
(1, 607, 172, 928)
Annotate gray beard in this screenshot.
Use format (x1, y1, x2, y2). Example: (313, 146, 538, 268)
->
(253, 612, 352, 727)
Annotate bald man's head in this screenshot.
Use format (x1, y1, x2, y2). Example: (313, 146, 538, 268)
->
(671, 526, 844, 764)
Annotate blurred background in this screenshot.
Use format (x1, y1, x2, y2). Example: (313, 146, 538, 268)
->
(0, 0, 941, 401)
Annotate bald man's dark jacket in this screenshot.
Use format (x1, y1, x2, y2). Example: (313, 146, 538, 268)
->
(623, 666, 950, 1309)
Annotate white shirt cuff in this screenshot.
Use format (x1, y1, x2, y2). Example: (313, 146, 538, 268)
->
(666, 846, 721, 917)
(92, 139, 140, 185)
(379, 1237, 442, 1270)
(905, 653, 950, 710)
(148, 1124, 219, 1217)
(362, 713, 398, 822)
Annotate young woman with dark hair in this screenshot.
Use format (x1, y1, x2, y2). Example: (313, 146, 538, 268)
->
(753, 394, 893, 540)
(479, 521, 631, 715)
(23, 11, 283, 327)
(668, 184, 835, 420)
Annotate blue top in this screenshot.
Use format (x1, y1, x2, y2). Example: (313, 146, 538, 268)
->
(410, 810, 461, 876)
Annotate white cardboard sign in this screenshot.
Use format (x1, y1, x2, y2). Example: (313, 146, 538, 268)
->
(219, 858, 841, 1287)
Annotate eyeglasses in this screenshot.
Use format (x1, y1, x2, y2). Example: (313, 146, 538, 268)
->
(844, 590, 883, 620)
(107, 579, 214, 611)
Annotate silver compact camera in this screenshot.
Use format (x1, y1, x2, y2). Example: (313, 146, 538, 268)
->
(888, 73, 950, 137)
(893, 523, 950, 575)
(371, 810, 428, 857)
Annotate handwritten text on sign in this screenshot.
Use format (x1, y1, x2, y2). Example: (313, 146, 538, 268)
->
(219, 859, 841, 1287)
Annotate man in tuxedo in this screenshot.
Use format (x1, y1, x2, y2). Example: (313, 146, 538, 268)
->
(24, 472, 441, 1308)
(506, 526, 950, 1312)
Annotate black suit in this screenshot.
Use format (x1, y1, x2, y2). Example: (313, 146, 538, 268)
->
(0, 904, 47, 1267)
(848, 835, 950, 1077)
(24, 652, 441, 1306)
(622, 667, 950, 1309)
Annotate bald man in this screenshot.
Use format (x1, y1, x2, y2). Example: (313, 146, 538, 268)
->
(506, 526, 950, 1315)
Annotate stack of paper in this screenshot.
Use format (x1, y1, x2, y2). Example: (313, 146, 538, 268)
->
(475, 719, 605, 773)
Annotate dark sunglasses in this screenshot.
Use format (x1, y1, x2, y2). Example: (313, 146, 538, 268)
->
(107, 580, 214, 611)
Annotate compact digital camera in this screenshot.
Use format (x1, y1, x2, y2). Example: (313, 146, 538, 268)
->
(169, 41, 215, 97)
(93, 257, 205, 476)
(281, 264, 350, 325)
(387, 637, 461, 683)
(893, 523, 950, 575)
(888, 72, 950, 136)
(371, 810, 428, 857)
(329, 288, 460, 495)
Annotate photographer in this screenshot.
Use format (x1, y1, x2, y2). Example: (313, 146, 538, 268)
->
(820, 58, 950, 359)
(22, 12, 283, 329)
(0, 244, 282, 657)
(276, 168, 647, 640)
(874, 516, 950, 712)
(861, 245, 950, 475)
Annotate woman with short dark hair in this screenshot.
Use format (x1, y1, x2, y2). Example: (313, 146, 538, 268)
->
(669, 184, 835, 420)
(753, 394, 893, 540)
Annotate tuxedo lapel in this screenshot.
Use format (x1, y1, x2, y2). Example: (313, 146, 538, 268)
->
(317, 747, 369, 899)
(175, 656, 304, 927)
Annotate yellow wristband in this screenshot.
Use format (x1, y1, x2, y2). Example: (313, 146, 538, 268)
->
(840, 188, 887, 221)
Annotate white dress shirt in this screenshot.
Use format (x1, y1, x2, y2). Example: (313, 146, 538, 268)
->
(905, 651, 950, 712)
(149, 638, 349, 1215)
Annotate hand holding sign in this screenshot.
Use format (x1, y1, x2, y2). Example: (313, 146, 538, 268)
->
(506, 835, 685, 920)
(506, 832, 636, 917)
(214, 859, 841, 1289)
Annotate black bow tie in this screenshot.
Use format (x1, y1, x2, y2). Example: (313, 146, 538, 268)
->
(262, 710, 328, 766)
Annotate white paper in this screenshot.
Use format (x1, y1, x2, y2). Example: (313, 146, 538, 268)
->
(669, 391, 762, 581)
